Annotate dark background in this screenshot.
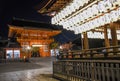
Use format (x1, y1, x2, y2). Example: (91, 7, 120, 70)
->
(0, 0, 51, 38)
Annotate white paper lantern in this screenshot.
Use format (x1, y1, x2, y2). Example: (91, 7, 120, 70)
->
(98, 1, 107, 13)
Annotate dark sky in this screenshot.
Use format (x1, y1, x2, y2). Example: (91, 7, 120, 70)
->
(0, 0, 51, 38)
(0, 0, 80, 44)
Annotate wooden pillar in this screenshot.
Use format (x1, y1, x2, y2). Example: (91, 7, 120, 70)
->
(81, 37, 84, 50)
(110, 23, 118, 54)
(83, 32, 89, 49)
(110, 23, 118, 46)
(104, 26, 110, 47)
(69, 42, 72, 50)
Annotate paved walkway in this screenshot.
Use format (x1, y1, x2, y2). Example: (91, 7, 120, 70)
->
(0, 57, 59, 81)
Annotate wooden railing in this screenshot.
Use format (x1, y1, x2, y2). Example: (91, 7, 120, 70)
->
(58, 46, 120, 60)
(53, 46, 120, 81)
(53, 60, 120, 81)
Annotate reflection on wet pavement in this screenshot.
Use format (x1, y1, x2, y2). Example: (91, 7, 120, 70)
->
(0, 57, 59, 81)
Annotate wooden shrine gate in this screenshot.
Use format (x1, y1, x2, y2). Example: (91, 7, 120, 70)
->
(8, 24, 61, 58)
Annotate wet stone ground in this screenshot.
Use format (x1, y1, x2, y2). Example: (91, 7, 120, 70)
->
(0, 57, 59, 81)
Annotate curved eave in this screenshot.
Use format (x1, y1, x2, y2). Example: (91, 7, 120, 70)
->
(36, 0, 72, 14)
(8, 25, 61, 38)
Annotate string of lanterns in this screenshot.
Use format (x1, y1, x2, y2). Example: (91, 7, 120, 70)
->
(52, 0, 94, 24)
(74, 7, 120, 34)
(52, 0, 120, 34)
(81, 30, 120, 40)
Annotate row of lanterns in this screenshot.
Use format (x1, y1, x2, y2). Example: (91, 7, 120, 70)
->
(81, 31, 111, 39)
(52, 0, 90, 23)
(52, 0, 120, 24)
(52, 0, 120, 33)
(74, 7, 120, 34)
(81, 30, 120, 40)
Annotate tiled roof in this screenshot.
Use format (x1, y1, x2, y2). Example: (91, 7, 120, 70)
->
(11, 18, 63, 30)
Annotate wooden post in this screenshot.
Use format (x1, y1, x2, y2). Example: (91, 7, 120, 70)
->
(81, 36, 84, 50)
(104, 26, 110, 56)
(110, 23, 118, 46)
(104, 26, 110, 47)
(110, 23, 118, 54)
(83, 32, 89, 49)
(69, 42, 72, 50)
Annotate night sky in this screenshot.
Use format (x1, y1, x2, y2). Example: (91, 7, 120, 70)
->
(0, 0, 79, 44)
(0, 0, 51, 38)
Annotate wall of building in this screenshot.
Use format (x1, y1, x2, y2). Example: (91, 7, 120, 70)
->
(39, 45, 50, 57)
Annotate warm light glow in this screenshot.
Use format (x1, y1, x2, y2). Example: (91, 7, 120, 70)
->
(59, 46, 63, 49)
(27, 46, 31, 50)
(81, 29, 120, 40)
(32, 44, 43, 47)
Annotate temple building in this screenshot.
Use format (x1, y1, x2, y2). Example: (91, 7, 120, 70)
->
(8, 18, 61, 59)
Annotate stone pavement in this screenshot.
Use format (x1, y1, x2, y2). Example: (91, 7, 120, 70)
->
(0, 57, 59, 81)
